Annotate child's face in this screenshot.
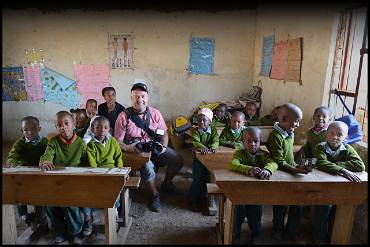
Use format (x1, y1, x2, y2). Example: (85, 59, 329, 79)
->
(21, 120, 41, 141)
(198, 114, 211, 130)
(245, 104, 257, 117)
(279, 112, 301, 134)
(231, 115, 245, 130)
(326, 125, 347, 149)
(313, 110, 330, 129)
(92, 120, 110, 141)
(55, 115, 75, 140)
(73, 112, 87, 129)
(104, 90, 116, 105)
(243, 132, 260, 154)
(215, 106, 227, 120)
(86, 102, 97, 115)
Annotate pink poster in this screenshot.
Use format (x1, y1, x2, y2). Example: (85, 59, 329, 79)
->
(74, 64, 111, 107)
(270, 41, 288, 80)
(23, 65, 44, 101)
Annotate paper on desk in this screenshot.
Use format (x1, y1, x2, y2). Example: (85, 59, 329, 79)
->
(2, 166, 41, 173)
(106, 167, 130, 175)
(44, 167, 109, 174)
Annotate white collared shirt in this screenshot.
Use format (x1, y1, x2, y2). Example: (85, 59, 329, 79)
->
(91, 133, 111, 147)
(320, 141, 346, 158)
(230, 126, 245, 136)
(273, 122, 294, 139)
(197, 126, 212, 135)
(25, 135, 42, 145)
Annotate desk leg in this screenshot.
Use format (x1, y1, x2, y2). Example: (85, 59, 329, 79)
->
(208, 172, 217, 216)
(331, 204, 355, 244)
(121, 187, 131, 227)
(2, 204, 17, 244)
(223, 198, 235, 245)
(104, 208, 118, 244)
(215, 195, 225, 245)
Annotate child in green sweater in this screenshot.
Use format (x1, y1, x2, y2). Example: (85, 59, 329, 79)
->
(313, 121, 365, 244)
(4, 116, 49, 241)
(212, 103, 231, 127)
(188, 108, 219, 213)
(229, 127, 278, 244)
(219, 111, 246, 149)
(266, 103, 311, 242)
(259, 105, 280, 126)
(39, 111, 86, 244)
(244, 102, 261, 126)
(71, 108, 89, 138)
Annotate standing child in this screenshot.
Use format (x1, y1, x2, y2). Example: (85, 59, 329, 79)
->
(229, 127, 278, 244)
(313, 121, 365, 244)
(243, 102, 260, 126)
(98, 87, 125, 134)
(188, 108, 219, 213)
(212, 103, 231, 127)
(4, 116, 49, 240)
(266, 103, 311, 242)
(71, 108, 88, 138)
(219, 111, 246, 149)
(85, 99, 97, 119)
(39, 111, 87, 244)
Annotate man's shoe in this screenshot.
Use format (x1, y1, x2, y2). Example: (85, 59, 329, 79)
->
(149, 193, 161, 212)
(160, 182, 182, 195)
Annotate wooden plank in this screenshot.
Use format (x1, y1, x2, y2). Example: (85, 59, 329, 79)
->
(331, 204, 356, 244)
(125, 176, 141, 189)
(2, 205, 17, 244)
(104, 208, 118, 244)
(121, 188, 130, 227)
(223, 198, 234, 245)
(207, 183, 223, 195)
(117, 216, 133, 244)
(122, 151, 150, 171)
(195, 146, 234, 171)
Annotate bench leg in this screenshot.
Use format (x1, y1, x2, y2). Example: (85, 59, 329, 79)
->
(121, 187, 131, 227)
(223, 198, 235, 245)
(331, 204, 355, 244)
(104, 207, 118, 244)
(2, 205, 17, 244)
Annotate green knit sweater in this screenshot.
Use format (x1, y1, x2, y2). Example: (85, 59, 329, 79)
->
(315, 142, 365, 174)
(266, 129, 297, 170)
(219, 126, 244, 150)
(6, 137, 48, 166)
(192, 126, 219, 150)
(228, 149, 278, 175)
(39, 135, 87, 166)
(302, 128, 327, 158)
(87, 137, 123, 168)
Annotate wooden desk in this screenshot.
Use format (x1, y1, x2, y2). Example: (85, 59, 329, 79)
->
(2, 167, 131, 244)
(214, 169, 368, 244)
(122, 151, 150, 171)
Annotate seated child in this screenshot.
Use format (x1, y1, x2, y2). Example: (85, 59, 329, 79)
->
(219, 111, 246, 149)
(212, 103, 231, 127)
(39, 111, 87, 244)
(243, 102, 260, 126)
(260, 105, 280, 126)
(82, 115, 99, 144)
(313, 121, 365, 244)
(266, 103, 311, 242)
(71, 108, 88, 138)
(4, 116, 49, 240)
(98, 87, 125, 134)
(188, 108, 219, 213)
(229, 127, 278, 244)
(85, 98, 97, 119)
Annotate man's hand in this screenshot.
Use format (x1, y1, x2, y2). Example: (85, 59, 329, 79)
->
(39, 161, 55, 171)
(340, 168, 362, 182)
(249, 167, 262, 177)
(258, 169, 271, 180)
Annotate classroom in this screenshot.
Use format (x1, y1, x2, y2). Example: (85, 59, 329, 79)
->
(2, 1, 368, 245)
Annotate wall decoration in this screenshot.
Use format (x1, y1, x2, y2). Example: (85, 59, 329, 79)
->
(108, 34, 133, 69)
(270, 40, 288, 80)
(285, 37, 303, 83)
(23, 65, 44, 101)
(25, 49, 44, 65)
(188, 37, 215, 75)
(2, 66, 27, 101)
(260, 35, 275, 76)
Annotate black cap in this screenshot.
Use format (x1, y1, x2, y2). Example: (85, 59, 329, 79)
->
(131, 83, 148, 93)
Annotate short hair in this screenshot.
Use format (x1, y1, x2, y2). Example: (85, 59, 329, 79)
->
(54, 111, 73, 122)
(314, 106, 331, 116)
(279, 103, 303, 121)
(245, 102, 257, 108)
(328, 121, 349, 135)
(21, 116, 40, 126)
(86, 99, 97, 106)
(217, 103, 227, 110)
(91, 116, 110, 128)
(70, 108, 87, 117)
(102, 87, 116, 97)
(232, 111, 245, 120)
(243, 126, 261, 139)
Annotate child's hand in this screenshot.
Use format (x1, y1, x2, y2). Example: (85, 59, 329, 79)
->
(249, 167, 262, 177)
(258, 169, 271, 180)
(200, 148, 209, 155)
(3, 162, 16, 168)
(293, 165, 309, 174)
(39, 161, 55, 171)
(339, 168, 362, 183)
(210, 148, 217, 153)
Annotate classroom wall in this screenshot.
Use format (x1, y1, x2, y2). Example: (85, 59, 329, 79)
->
(252, 4, 340, 143)
(2, 9, 256, 142)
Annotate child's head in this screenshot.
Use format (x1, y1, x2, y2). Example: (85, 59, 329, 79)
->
(86, 99, 97, 116)
(70, 109, 88, 129)
(214, 103, 228, 120)
(197, 108, 213, 130)
(102, 87, 116, 105)
(326, 121, 348, 149)
(231, 111, 245, 130)
(271, 106, 281, 122)
(244, 102, 257, 118)
(91, 116, 110, 141)
(277, 103, 303, 134)
(242, 127, 261, 154)
(21, 116, 41, 141)
(313, 106, 331, 129)
(54, 111, 75, 140)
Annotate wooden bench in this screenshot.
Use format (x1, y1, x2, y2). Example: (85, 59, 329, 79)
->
(122, 151, 150, 173)
(120, 176, 141, 229)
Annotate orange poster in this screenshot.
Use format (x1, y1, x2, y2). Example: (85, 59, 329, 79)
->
(270, 41, 288, 80)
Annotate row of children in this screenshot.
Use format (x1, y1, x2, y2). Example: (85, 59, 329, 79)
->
(187, 103, 365, 244)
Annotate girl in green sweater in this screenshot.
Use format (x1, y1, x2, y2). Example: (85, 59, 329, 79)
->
(219, 111, 246, 149)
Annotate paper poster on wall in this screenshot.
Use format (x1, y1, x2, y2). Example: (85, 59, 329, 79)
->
(41, 66, 79, 109)
(25, 49, 44, 65)
(74, 64, 111, 106)
(2, 66, 28, 101)
(285, 38, 303, 83)
(23, 65, 44, 101)
(188, 37, 215, 75)
(108, 34, 133, 69)
(260, 35, 275, 76)
(270, 41, 288, 80)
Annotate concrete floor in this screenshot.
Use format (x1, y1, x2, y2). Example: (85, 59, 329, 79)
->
(2, 143, 366, 245)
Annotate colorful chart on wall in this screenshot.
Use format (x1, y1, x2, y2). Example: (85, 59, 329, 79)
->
(74, 64, 111, 107)
(108, 34, 133, 69)
(23, 65, 44, 101)
(2, 66, 28, 101)
(188, 37, 215, 75)
(25, 49, 44, 65)
(41, 66, 79, 108)
(260, 35, 275, 76)
(270, 40, 288, 80)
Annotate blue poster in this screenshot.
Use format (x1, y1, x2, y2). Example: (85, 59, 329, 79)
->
(41, 66, 79, 108)
(2, 66, 28, 101)
(189, 37, 215, 75)
(260, 35, 275, 76)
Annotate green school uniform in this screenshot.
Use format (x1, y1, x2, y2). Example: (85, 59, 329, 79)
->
(219, 126, 244, 150)
(302, 128, 327, 158)
(211, 112, 231, 127)
(6, 136, 48, 165)
(87, 136, 123, 168)
(192, 126, 219, 149)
